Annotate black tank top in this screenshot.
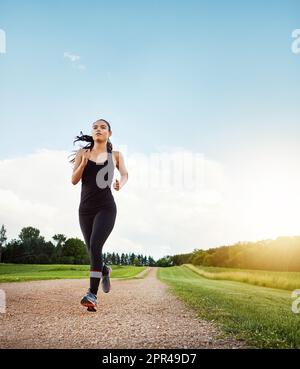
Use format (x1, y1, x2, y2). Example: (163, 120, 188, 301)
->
(78, 151, 116, 215)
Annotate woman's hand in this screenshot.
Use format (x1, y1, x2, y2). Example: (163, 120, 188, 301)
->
(80, 149, 91, 168)
(113, 179, 121, 191)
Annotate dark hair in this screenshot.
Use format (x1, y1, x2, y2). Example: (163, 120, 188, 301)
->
(68, 119, 113, 164)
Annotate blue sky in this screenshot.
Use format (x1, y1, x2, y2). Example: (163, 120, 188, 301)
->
(1, 1, 300, 259)
(1, 0, 299, 160)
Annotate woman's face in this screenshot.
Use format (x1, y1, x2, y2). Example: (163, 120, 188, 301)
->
(91, 120, 111, 143)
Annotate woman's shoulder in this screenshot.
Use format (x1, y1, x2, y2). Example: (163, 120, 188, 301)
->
(112, 150, 121, 167)
(75, 148, 84, 159)
(77, 147, 89, 155)
(112, 150, 121, 158)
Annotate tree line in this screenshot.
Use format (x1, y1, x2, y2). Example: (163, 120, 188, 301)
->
(0, 224, 156, 266)
(2, 223, 299, 271)
(168, 236, 300, 272)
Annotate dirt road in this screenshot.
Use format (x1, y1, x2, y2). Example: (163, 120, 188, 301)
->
(0, 267, 246, 348)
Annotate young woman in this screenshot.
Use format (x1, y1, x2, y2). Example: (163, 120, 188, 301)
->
(70, 118, 128, 312)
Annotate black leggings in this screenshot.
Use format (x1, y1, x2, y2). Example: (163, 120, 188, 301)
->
(79, 202, 117, 294)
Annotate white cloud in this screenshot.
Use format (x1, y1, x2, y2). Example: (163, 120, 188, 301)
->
(1, 147, 299, 260)
(0, 148, 227, 259)
(63, 51, 80, 62)
(63, 51, 86, 70)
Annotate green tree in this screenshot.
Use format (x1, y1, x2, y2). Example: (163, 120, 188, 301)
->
(133, 257, 140, 266)
(52, 234, 67, 262)
(61, 237, 89, 264)
(0, 224, 7, 263)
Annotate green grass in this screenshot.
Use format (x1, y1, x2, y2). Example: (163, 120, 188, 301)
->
(157, 265, 300, 348)
(184, 264, 300, 291)
(0, 263, 147, 283)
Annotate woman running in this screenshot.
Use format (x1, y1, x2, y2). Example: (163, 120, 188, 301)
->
(69, 118, 128, 312)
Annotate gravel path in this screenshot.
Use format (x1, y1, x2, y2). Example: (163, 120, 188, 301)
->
(0, 267, 246, 348)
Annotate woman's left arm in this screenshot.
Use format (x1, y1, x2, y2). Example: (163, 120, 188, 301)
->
(113, 151, 128, 191)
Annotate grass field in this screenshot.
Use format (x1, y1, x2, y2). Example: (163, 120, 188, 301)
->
(157, 265, 300, 348)
(184, 264, 300, 291)
(0, 263, 147, 283)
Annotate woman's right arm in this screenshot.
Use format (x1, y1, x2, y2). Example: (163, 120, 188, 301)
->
(71, 149, 90, 185)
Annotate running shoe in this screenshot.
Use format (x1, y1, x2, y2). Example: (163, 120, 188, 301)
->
(101, 264, 112, 293)
(80, 288, 97, 311)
